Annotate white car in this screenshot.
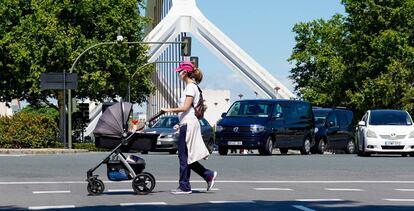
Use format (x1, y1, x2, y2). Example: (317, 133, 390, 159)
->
(357, 109, 414, 156)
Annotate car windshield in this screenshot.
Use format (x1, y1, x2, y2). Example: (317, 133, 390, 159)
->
(226, 101, 271, 118)
(152, 117, 179, 128)
(313, 110, 329, 126)
(369, 110, 413, 126)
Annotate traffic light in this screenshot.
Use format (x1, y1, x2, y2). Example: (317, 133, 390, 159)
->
(190, 56, 199, 68)
(78, 103, 89, 123)
(181, 36, 192, 56)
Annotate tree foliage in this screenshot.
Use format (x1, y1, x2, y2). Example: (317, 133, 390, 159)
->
(289, 0, 414, 118)
(0, 0, 154, 105)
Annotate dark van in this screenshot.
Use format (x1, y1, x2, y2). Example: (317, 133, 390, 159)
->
(215, 99, 315, 155)
(312, 107, 355, 154)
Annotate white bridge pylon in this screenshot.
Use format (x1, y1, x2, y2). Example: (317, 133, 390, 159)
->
(144, 0, 295, 99)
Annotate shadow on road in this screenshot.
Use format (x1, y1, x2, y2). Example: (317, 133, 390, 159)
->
(2, 200, 414, 211)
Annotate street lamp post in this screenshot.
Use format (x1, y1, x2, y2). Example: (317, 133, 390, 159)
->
(67, 35, 189, 149)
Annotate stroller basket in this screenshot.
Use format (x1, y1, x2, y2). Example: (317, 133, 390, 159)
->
(95, 133, 159, 152)
(106, 158, 146, 181)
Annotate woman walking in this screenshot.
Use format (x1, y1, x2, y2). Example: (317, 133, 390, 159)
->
(161, 61, 217, 194)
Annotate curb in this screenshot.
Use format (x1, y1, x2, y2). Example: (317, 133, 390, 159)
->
(0, 148, 89, 154)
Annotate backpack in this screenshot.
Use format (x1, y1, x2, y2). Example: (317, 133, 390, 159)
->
(192, 85, 206, 120)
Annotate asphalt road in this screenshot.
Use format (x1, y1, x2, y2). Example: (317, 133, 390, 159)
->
(1, 151, 414, 210)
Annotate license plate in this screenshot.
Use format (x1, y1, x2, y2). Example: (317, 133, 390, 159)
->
(385, 141, 400, 146)
(228, 141, 242, 146)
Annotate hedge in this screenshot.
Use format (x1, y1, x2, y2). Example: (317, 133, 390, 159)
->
(0, 112, 59, 148)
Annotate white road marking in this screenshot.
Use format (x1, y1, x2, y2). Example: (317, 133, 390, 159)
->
(209, 200, 256, 204)
(254, 188, 293, 191)
(293, 205, 316, 211)
(120, 202, 167, 206)
(383, 199, 414, 202)
(395, 189, 414, 192)
(0, 154, 26, 157)
(32, 190, 71, 194)
(108, 189, 133, 192)
(296, 199, 345, 202)
(324, 188, 364, 191)
(3, 180, 414, 185)
(28, 205, 75, 210)
(191, 188, 219, 191)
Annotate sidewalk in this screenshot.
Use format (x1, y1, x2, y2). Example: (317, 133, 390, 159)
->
(0, 148, 88, 154)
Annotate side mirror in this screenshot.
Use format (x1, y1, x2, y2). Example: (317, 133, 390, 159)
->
(221, 112, 227, 118)
(358, 121, 366, 126)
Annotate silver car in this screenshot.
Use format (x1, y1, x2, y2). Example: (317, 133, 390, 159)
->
(142, 115, 215, 154)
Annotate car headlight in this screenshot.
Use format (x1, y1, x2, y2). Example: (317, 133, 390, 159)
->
(216, 125, 223, 132)
(165, 134, 175, 138)
(250, 125, 265, 133)
(366, 129, 377, 138)
(314, 127, 319, 133)
(409, 130, 414, 138)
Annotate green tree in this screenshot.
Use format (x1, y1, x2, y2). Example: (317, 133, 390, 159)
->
(289, 0, 414, 118)
(0, 0, 154, 106)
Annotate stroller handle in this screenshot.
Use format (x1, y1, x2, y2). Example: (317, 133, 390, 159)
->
(137, 110, 165, 131)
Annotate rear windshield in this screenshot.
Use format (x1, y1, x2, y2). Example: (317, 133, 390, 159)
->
(313, 110, 329, 126)
(152, 117, 179, 128)
(369, 110, 413, 126)
(226, 101, 271, 118)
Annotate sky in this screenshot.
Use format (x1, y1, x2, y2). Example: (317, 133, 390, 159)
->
(191, 0, 345, 101)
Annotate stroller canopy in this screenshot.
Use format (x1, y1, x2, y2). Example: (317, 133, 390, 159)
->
(93, 102, 132, 138)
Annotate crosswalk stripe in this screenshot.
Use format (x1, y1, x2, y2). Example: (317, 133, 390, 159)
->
(28, 205, 75, 210)
(325, 188, 364, 191)
(120, 202, 167, 206)
(296, 199, 344, 202)
(384, 199, 414, 202)
(32, 190, 71, 194)
(209, 200, 255, 204)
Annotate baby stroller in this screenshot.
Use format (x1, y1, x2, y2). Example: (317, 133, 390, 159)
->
(86, 101, 163, 195)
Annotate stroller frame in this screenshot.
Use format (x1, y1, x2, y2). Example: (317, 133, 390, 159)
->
(87, 132, 139, 179)
(86, 102, 164, 196)
(86, 132, 156, 195)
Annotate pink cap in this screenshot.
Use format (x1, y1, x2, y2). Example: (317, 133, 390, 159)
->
(175, 61, 195, 72)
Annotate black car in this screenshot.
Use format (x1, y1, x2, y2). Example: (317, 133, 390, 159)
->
(312, 107, 355, 154)
(216, 99, 315, 155)
(143, 115, 215, 154)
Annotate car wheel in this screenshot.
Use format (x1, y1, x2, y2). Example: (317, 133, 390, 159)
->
(168, 150, 177, 154)
(402, 153, 408, 157)
(410, 153, 414, 157)
(345, 139, 356, 154)
(279, 148, 288, 154)
(141, 150, 148, 154)
(300, 137, 311, 155)
(259, 137, 273, 156)
(218, 146, 228, 155)
(316, 139, 326, 154)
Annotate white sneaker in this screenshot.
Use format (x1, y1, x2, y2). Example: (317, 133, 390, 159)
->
(171, 188, 192, 194)
(206, 171, 218, 191)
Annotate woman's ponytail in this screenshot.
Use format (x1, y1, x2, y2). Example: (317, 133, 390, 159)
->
(192, 67, 203, 84)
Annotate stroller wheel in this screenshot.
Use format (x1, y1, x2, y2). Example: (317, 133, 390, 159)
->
(142, 172, 156, 186)
(132, 173, 155, 195)
(87, 178, 105, 195)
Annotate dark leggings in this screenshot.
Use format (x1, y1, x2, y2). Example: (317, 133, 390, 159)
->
(177, 124, 211, 191)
